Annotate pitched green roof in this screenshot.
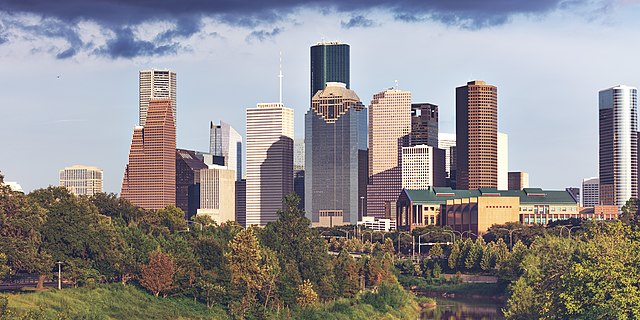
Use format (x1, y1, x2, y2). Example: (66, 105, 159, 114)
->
(402, 187, 577, 205)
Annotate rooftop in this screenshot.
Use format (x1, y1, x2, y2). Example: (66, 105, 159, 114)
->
(402, 187, 578, 205)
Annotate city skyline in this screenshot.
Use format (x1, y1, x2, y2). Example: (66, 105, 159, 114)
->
(2, 2, 640, 193)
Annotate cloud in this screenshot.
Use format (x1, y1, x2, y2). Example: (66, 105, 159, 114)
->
(246, 27, 283, 43)
(341, 15, 377, 29)
(0, 0, 613, 58)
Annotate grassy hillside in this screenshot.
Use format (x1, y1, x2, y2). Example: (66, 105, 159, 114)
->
(3, 284, 228, 320)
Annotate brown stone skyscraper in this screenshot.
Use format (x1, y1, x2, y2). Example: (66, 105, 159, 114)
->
(121, 98, 176, 209)
(456, 80, 498, 190)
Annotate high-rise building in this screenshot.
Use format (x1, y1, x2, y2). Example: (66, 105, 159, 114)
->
(367, 88, 412, 218)
(582, 177, 599, 207)
(438, 133, 456, 179)
(176, 149, 208, 219)
(139, 70, 176, 127)
(401, 145, 446, 190)
(294, 139, 305, 170)
(235, 179, 246, 227)
(498, 132, 508, 190)
(508, 171, 529, 190)
(599, 85, 638, 208)
(456, 80, 498, 190)
(294, 170, 305, 209)
(306, 82, 367, 225)
(566, 187, 580, 204)
(197, 165, 236, 224)
(246, 103, 294, 226)
(310, 42, 349, 99)
(411, 103, 439, 147)
(210, 121, 243, 180)
(121, 98, 176, 210)
(59, 165, 103, 196)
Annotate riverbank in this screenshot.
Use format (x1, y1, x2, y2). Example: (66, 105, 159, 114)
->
(398, 274, 506, 300)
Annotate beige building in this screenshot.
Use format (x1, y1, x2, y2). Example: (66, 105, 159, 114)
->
(508, 172, 529, 190)
(367, 88, 412, 218)
(246, 103, 294, 226)
(59, 165, 103, 196)
(139, 69, 177, 127)
(197, 165, 236, 224)
(401, 145, 445, 190)
(443, 196, 520, 235)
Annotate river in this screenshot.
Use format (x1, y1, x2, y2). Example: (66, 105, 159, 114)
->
(419, 296, 505, 320)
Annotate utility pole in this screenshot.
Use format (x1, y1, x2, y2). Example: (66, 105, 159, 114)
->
(56, 261, 63, 290)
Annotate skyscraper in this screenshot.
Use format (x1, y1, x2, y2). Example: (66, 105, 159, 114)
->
(210, 121, 243, 180)
(498, 132, 508, 190)
(456, 80, 498, 190)
(438, 133, 456, 186)
(582, 177, 599, 207)
(599, 85, 638, 208)
(411, 103, 439, 147)
(139, 70, 177, 127)
(306, 82, 367, 225)
(245, 103, 294, 226)
(310, 42, 349, 99)
(59, 165, 103, 196)
(401, 145, 446, 190)
(176, 149, 208, 219)
(197, 165, 236, 224)
(367, 88, 412, 218)
(121, 98, 176, 210)
(508, 171, 529, 190)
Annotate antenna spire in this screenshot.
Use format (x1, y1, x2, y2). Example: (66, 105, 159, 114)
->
(394, 79, 399, 89)
(278, 51, 283, 104)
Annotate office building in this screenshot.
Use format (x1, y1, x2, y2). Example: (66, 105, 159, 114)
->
(310, 42, 349, 99)
(438, 133, 456, 180)
(210, 121, 243, 180)
(121, 98, 176, 210)
(294, 170, 305, 209)
(294, 139, 305, 170)
(176, 149, 208, 219)
(498, 132, 508, 190)
(456, 80, 498, 190)
(306, 82, 367, 225)
(197, 165, 236, 224)
(401, 145, 446, 190)
(599, 85, 638, 208)
(139, 70, 176, 127)
(235, 179, 246, 227)
(246, 103, 294, 226)
(59, 165, 103, 196)
(367, 88, 412, 218)
(410, 103, 439, 147)
(582, 177, 600, 207)
(566, 187, 580, 204)
(508, 171, 529, 190)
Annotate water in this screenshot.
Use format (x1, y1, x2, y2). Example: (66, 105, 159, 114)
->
(419, 296, 505, 320)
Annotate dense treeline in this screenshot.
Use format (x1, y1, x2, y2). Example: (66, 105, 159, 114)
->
(0, 176, 409, 319)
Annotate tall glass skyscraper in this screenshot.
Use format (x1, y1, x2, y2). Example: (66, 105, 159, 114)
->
(310, 42, 350, 99)
(599, 85, 638, 208)
(305, 83, 367, 225)
(210, 121, 243, 181)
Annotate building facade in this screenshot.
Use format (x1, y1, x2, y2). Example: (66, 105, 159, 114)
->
(508, 171, 529, 190)
(438, 133, 456, 182)
(246, 103, 294, 226)
(197, 165, 236, 224)
(59, 165, 103, 196)
(139, 70, 176, 127)
(235, 179, 246, 227)
(456, 80, 498, 190)
(122, 98, 176, 210)
(210, 121, 243, 180)
(411, 103, 439, 147)
(582, 177, 599, 207)
(498, 132, 508, 190)
(176, 149, 208, 219)
(401, 145, 446, 190)
(310, 42, 350, 99)
(367, 89, 412, 218)
(305, 82, 367, 225)
(294, 138, 305, 170)
(599, 85, 638, 209)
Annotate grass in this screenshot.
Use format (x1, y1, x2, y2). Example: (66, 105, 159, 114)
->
(4, 284, 229, 320)
(397, 274, 505, 296)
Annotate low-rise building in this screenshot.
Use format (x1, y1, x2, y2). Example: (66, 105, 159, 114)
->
(357, 216, 397, 232)
(196, 164, 236, 225)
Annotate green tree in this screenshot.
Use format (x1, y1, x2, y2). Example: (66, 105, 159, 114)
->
(432, 262, 442, 278)
(225, 227, 265, 318)
(90, 192, 144, 226)
(296, 279, 318, 308)
(429, 243, 443, 258)
(139, 205, 187, 236)
(0, 253, 10, 279)
(497, 240, 528, 285)
(140, 250, 176, 298)
(448, 241, 461, 271)
(620, 198, 639, 226)
(334, 249, 360, 297)
(493, 238, 509, 267)
(480, 243, 494, 271)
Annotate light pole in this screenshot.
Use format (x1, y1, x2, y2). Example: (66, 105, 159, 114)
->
(560, 225, 581, 237)
(461, 231, 478, 239)
(56, 261, 63, 290)
(360, 196, 365, 220)
(445, 229, 462, 242)
(496, 228, 522, 250)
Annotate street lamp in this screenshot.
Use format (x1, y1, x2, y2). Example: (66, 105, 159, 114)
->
(56, 261, 63, 290)
(461, 230, 478, 239)
(360, 196, 365, 220)
(445, 229, 462, 242)
(559, 225, 581, 237)
(496, 228, 522, 250)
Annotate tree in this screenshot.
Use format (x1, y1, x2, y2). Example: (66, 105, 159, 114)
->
(432, 262, 442, 278)
(480, 244, 494, 271)
(464, 238, 483, 271)
(140, 250, 176, 298)
(429, 243, 443, 258)
(139, 205, 187, 236)
(296, 279, 318, 308)
(493, 238, 509, 267)
(448, 241, 461, 271)
(225, 227, 265, 317)
(334, 249, 360, 297)
(90, 192, 144, 226)
(620, 198, 639, 226)
(0, 253, 10, 279)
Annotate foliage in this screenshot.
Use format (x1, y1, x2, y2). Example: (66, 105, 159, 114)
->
(140, 250, 176, 298)
(334, 249, 360, 298)
(296, 279, 319, 308)
(225, 227, 265, 317)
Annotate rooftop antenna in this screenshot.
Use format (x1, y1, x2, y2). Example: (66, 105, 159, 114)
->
(394, 80, 399, 89)
(279, 51, 283, 105)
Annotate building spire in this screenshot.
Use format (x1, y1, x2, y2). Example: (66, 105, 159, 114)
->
(279, 51, 283, 104)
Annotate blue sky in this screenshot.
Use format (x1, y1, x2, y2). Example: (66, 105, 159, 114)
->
(1, 0, 639, 193)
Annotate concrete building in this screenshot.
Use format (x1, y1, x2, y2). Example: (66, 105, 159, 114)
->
(121, 98, 176, 210)
(59, 165, 103, 196)
(139, 69, 176, 127)
(498, 132, 508, 190)
(357, 216, 397, 232)
(367, 88, 412, 218)
(508, 172, 529, 190)
(566, 187, 580, 205)
(599, 85, 638, 209)
(306, 82, 367, 225)
(582, 177, 600, 207)
(294, 170, 305, 209)
(401, 145, 446, 190)
(246, 103, 294, 226)
(310, 42, 349, 99)
(411, 103, 439, 147)
(176, 149, 208, 219)
(197, 165, 236, 224)
(210, 121, 243, 180)
(438, 133, 456, 182)
(294, 138, 305, 170)
(4, 181, 23, 193)
(235, 179, 246, 227)
(456, 80, 498, 190)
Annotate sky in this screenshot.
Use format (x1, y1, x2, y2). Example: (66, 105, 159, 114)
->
(1, 0, 640, 194)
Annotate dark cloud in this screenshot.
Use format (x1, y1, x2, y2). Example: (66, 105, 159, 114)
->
(0, 0, 610, 58)
(246, 28, 283, 43)
(341, 15, 376, 29)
